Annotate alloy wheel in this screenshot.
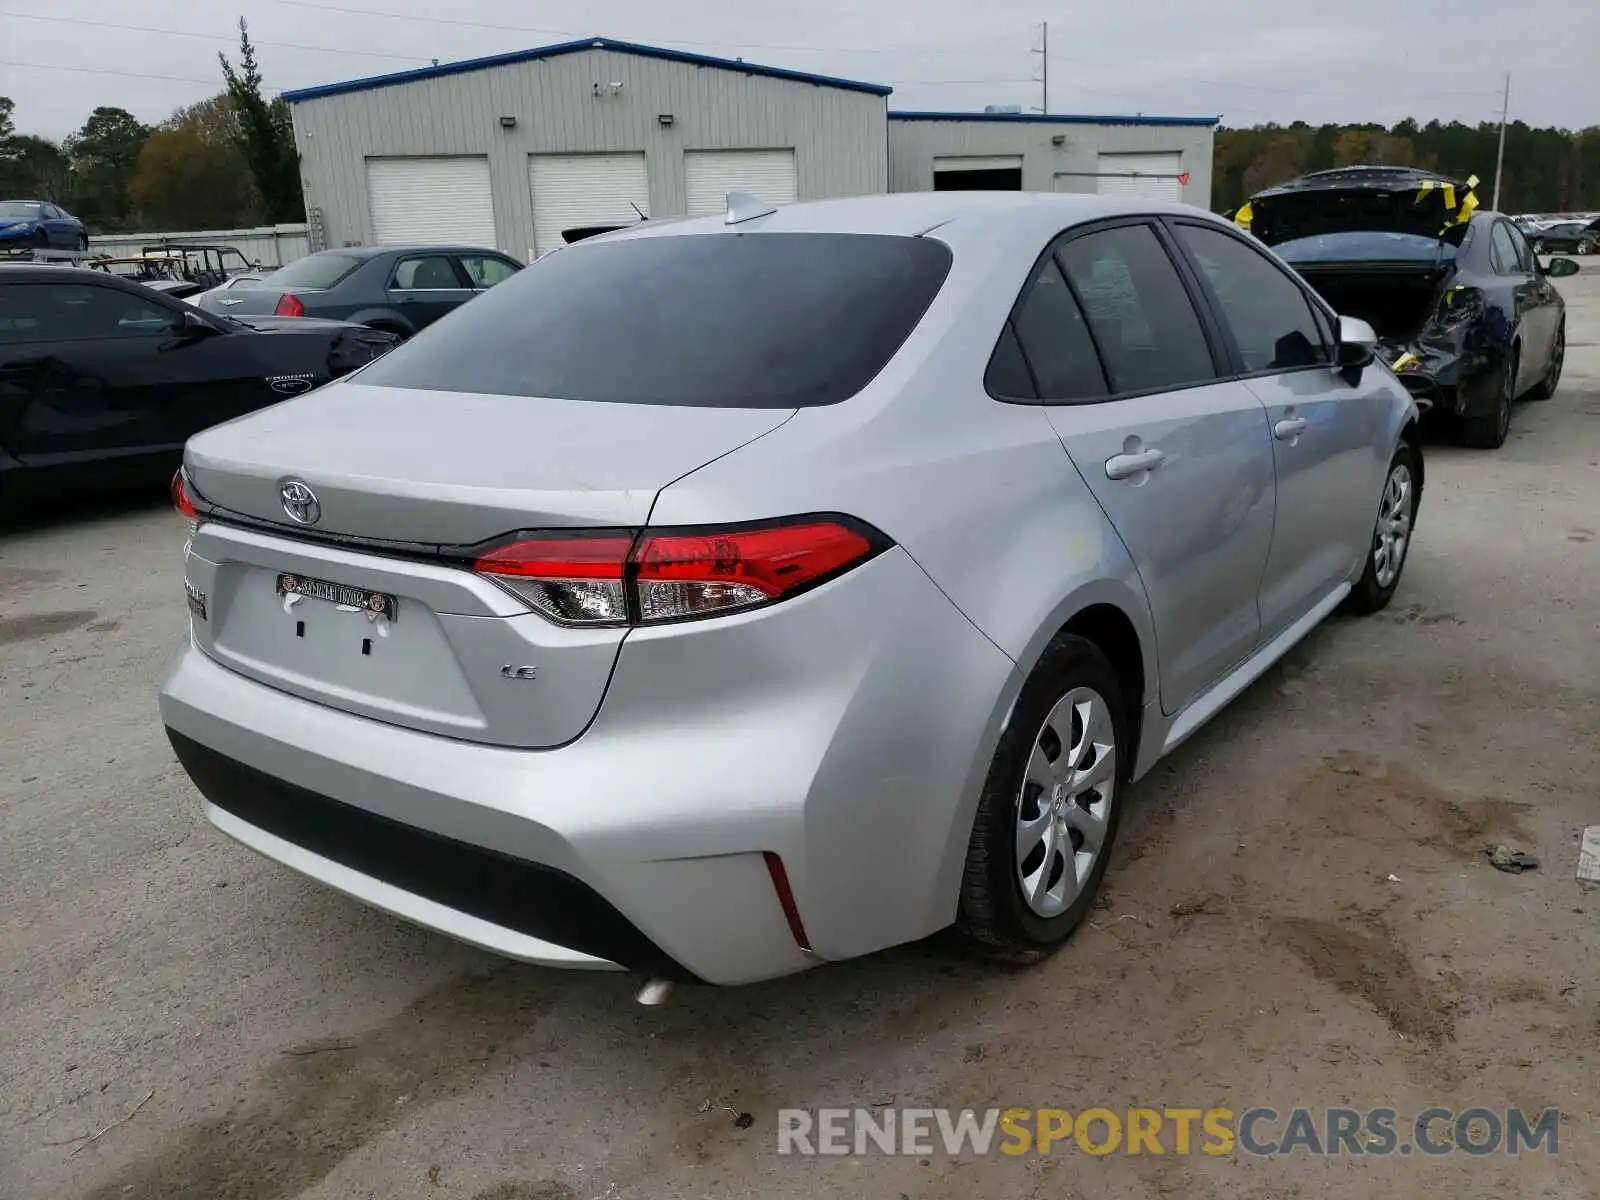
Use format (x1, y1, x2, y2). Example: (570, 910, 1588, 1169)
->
(1015, 686, 1117, 919)
(1372, 462, 1413, 589)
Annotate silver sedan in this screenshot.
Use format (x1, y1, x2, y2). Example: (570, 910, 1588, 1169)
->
(159, 191, 1421, 991)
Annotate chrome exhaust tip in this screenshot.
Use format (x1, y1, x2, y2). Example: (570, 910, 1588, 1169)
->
(635, 978, 674, 1006)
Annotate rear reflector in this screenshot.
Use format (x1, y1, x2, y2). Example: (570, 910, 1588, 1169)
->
(472, 516, 886, 627)
(763, 851, 813, 953)
(274, 292, 305, 317)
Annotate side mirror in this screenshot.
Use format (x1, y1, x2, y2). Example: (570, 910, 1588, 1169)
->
(1336, 314, 1378, 371)
(1543, 257, 1580, 278)
(176, 308, 220, 338)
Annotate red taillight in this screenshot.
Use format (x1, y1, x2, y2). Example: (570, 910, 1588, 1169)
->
(171, 468, 199, 530)
(474, 535, 632, 626)
(274, 292, 305, 317)
(472, 517, 884, 627)
(633, 521, 874, 623)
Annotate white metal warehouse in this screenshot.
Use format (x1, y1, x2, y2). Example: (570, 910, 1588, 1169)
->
(887, 111, 1219, 207)
(281, 36, 893, 260)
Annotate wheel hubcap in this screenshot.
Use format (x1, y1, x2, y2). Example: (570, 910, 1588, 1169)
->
(1015, 686, 1116, 918)
(1372, 462, 1413, 589)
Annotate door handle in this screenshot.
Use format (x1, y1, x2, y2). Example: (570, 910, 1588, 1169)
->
(1273, 416, 1308, 441)
(1104, 448, 1166, 480)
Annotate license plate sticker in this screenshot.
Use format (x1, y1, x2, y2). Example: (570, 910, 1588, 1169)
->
(277, 572, 396, 620)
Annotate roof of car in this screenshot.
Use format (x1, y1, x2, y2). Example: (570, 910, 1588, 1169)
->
(306, 244, 508, 259)
(592, 191, 1216, 244)
(0, 264, 152, 286)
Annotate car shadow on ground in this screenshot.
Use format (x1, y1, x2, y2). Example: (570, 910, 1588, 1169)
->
(0, 482, 169, 538)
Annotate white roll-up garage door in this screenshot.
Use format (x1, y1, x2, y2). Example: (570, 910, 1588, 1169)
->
(1094, 152, 1184, 202)
(366, 157, 497, 246)
(684, 149, 797, 217)
(529, 152, 650, 258)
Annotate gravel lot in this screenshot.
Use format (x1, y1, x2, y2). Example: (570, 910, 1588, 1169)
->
(3, 272, 1598, 1200)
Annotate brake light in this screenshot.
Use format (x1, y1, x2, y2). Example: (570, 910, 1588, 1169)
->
(171, 468, 199, 532)
(472, 517, 886, 627)
(274, 292, 305, 317)
(474, 535, 633, 625)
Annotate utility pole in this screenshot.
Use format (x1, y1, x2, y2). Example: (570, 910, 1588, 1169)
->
(1492, 72, 1509, 212)
(1031, 21, 1048, 114)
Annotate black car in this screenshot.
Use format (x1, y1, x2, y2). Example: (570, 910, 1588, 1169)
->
(1528, 220, 1599, 256)
(0, 266, 399, 499)
(196, 244, 523, 339)
(1243, 166, 1577, 449)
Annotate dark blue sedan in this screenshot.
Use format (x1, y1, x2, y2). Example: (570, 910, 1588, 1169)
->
(195, 244, 523, 340)
(0, 200, 88, 251)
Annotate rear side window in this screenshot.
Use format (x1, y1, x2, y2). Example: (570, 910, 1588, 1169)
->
(1175, 224, 1331, 372)
(358, 233, 953, 408)
(1056, 225, 1217, 394)
(392, 256, 461, 289)
(262, 253, 364, 290)
(999, 257, 1107, 402)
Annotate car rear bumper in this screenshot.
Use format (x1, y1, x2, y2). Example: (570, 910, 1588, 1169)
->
(159, 546, 1017, 985)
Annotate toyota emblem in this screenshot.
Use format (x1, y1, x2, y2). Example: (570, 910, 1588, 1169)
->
(279, 478, 321, 526)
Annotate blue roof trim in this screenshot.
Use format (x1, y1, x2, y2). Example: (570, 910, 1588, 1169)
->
(281, 36, 893, 102)
(889, 110, 1219, 128)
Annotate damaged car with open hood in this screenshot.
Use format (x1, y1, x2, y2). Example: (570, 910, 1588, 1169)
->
(1238, 166, 1577, 448)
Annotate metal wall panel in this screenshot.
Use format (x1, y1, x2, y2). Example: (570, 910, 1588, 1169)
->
(683, 149, 798, 216)
(366, 156, 497, 244)
(289, 48, 889, 259)
(888, 119, 1215, 208)
(529, 152, 649, 257)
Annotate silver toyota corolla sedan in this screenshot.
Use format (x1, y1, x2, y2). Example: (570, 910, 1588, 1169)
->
(160, 192, 1422, 991)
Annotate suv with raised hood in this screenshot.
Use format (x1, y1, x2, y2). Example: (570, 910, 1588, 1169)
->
(1244, 166, 1576, 448)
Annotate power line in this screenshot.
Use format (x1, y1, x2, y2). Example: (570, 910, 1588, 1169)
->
(0, 59, 226, 87)
(263, 1, 1036, 62)
(0, 10, 434, 64)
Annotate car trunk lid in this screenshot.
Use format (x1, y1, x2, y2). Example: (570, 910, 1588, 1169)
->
(1247, 166, 1469, 247)
(181, 383, 794, 748)
(184, 381, 794, 542)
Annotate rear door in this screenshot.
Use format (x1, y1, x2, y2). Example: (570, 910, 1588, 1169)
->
(386, 253, 473, 330)
(1169, 219, 1388, 636)
(1009, 219, 1278, 715)
(1499, 219, 1558, 384)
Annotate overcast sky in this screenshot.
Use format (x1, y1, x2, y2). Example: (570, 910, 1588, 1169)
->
(3, 0, 1596, 141)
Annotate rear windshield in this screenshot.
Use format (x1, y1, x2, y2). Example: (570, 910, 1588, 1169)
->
(262, 253, 364, 290)
(1274, 231, 1454, 264)
(358, 232, 954, 407)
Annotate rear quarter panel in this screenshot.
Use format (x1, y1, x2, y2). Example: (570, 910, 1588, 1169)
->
(646, 221, 1159, 941)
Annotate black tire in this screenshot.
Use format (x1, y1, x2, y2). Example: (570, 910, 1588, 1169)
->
(1528, 322, 1563, 401)
(956, 634, 1130, 962)
(1343, 438, 1419, 615)
(75, 233, 89, 253)
(1458, 351, 1516, 449)
(32, 228, 48, 248)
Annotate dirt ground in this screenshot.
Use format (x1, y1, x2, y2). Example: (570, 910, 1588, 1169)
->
(2, 272, 1598, 1200)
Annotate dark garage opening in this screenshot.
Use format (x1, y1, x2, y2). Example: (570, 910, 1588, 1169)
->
(934, 167, 1023, 191)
